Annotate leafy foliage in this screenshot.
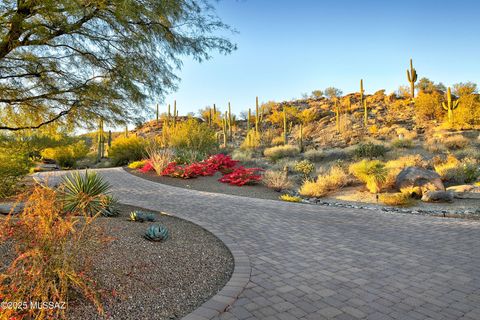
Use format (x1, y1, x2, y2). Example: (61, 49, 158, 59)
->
(109, 135, 147, 166)
(0, 0, 235, 130)
(40, 140, 89, 167)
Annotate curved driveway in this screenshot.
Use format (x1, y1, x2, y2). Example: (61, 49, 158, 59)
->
(42, 168, 480, 319)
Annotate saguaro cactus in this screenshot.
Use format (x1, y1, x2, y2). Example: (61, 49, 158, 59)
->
(442, 87, 460, 124)
(156, 104, 159, 123)
(407, 59, 418, 98)
(228, 102, 232, 139)
(360, 79, 365, 107)
(124, 126, 128, 138)
(255, 96, 260, 133)
(335, 100, 340, 132)
(247, 108, 251, 132)
(283, 107, 287, 145)
(299, 123, 304, 152)
(97, 119, 104, 161)
(167, 104, 171, 126)
(222, 112, 228, 147)
(173, 100, 177, 127)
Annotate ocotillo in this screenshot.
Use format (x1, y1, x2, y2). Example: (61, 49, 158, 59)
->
(407, 59, 418, 98)
(442, 87, 460, 124)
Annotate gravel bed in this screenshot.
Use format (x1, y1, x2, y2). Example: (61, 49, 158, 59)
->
(0, 204, 234, 320)
(125, 167, 281, 201)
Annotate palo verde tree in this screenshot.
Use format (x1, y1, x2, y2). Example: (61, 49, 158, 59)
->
(0, 0, 235, 131)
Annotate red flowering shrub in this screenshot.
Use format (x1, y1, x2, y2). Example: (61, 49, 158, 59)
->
(205, 154, 238, 173)
(139, 161, 154, 173)
(218, 166, 264, 186)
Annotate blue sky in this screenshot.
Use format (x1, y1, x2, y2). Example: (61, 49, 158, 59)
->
(161, 0, 480, 117)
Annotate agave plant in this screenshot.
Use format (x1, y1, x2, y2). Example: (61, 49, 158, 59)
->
(61, 170, 119, 217)
(144, 224, 169, 242)
(129, 211, 156, 222)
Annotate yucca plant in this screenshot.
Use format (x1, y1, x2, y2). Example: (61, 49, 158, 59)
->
(61, 171, 119, 217)
(144, 224, 169, 242)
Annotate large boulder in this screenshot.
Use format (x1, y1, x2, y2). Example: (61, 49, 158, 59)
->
(447, 185, 480, 199)
(421, 191, 454, 203)
(395, 166, 445, 193)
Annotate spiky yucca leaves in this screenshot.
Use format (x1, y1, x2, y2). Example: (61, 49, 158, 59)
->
(129, 211, 156, 222)
(61, 171, 119, 217)
(144, 224, 169, 242)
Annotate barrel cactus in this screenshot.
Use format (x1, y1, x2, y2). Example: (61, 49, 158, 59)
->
(144, 224, 169, 242)
(129, 210, 156, 222)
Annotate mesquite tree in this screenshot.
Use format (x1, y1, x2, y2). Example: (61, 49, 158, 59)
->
(0, 0, 235, 131)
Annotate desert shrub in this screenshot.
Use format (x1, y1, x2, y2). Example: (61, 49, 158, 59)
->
(349, 160, 388, 193)
(271, 136, 285, 146)
(299, 166, 349, 197)
(414, 91, 444, 126)
(298, 108, 319, 124)
(147, 148, 175, 175)
(241, 130, 261, 149)
(0, 154, 30, 198)
(260, 128, 279, 147)
(264, 145, 300, 161)
(218, 167, 263, 186)
(279, 194, 302, 202)
(385, 155, 428, 170)
(41, 140, 89, 167)
(379, 192, 414, 206)
(353, 142, 387, 159)
(268, 106, 299, 126)
(442, 135, 470, 150)
(61, 171, 119, 217)
(434, 155, 479, 183)
(128, 159, 148, 169)
(0, 186, 104, 319)
(455, 147, 480, 161)
(424, 137, 447, 153)
(109, 135, 147, 166)
(453, 94, 480, 128)
(161, 119, 217, 159)
(263, 170, 293, 191)
(231, 148, 253, 162)
(304, 149, 324, 162)
(391, 138, 414, 149)
(293, 159, 315, 177)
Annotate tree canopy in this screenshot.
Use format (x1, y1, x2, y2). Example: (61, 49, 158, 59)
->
(0, 0, 235, 131)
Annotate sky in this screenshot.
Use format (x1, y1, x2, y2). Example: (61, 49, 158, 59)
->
(161, 0, 480, 117)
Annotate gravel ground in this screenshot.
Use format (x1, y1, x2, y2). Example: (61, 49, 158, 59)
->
(125, 167, 281, 201)
(0, 204, 234, 320)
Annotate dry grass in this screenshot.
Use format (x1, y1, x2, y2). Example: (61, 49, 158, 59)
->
(147, 148, 175, 175)
(434, 155, 480, 183)
(264, 145, 300, 161)
(263, 170, 293, 191)
(299, 166, 350, 197)
(231, 148, 253, 162)
(442, 135, 470, 150)
(379, 192, 414, 206)
(304, 149, 324, 162)
(0, 186, 105, 319)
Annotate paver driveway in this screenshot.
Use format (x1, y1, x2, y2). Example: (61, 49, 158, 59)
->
(40, 168, 480, 319)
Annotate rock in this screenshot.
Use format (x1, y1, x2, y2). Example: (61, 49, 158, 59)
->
(0, 202, 24, 215)
(447, 185, 480, 199)
(421, 191, 454, 203)
(396, 167, 445, 192)
(32, 163, 60, 172)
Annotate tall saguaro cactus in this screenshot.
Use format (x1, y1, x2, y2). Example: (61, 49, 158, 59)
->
(228, 102, 232, 139)
(222, 112, 228, 147)
(173, 100, 177, 127)
(283, 107, 287, 145)
(299, 123, 304, 152)
(359, 79, 365, 107)
(247, 108, 251, 132)
(255, 96, 260, 133)
(442, 87, 460, 124)
(156, 104, 159, 123)
(167, 104, 171, 126)
(97, 119, 104, 161)
(335, 100, 340, 132)
(124, 126, 129, 138)
(407, 59, 418, 98)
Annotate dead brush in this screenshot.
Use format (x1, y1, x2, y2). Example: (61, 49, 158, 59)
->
(0, 185, 106, 319)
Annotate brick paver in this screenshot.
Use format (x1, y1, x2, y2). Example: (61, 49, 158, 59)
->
(38, 168, 480, 319)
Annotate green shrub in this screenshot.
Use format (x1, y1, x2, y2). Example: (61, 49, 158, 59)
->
(0, 154, 30, 198)
(304, 149, 324, 162)
(264, 145, 300, 161)
(391, 139, 414, 149)
(128, 160, 148, 169)
(349, 160, 388, 193)
(435, 156, 480, 183)
(353, 142, 387, 159)
(161, 119, 217, 160)
(108, 135, 147, 166)
(40, 141, 89, 167)
(379, 192, 414, 206)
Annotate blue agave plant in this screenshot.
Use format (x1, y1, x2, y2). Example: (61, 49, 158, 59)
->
(129, 210, 156, 222)
(144, 224, 169, 242)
